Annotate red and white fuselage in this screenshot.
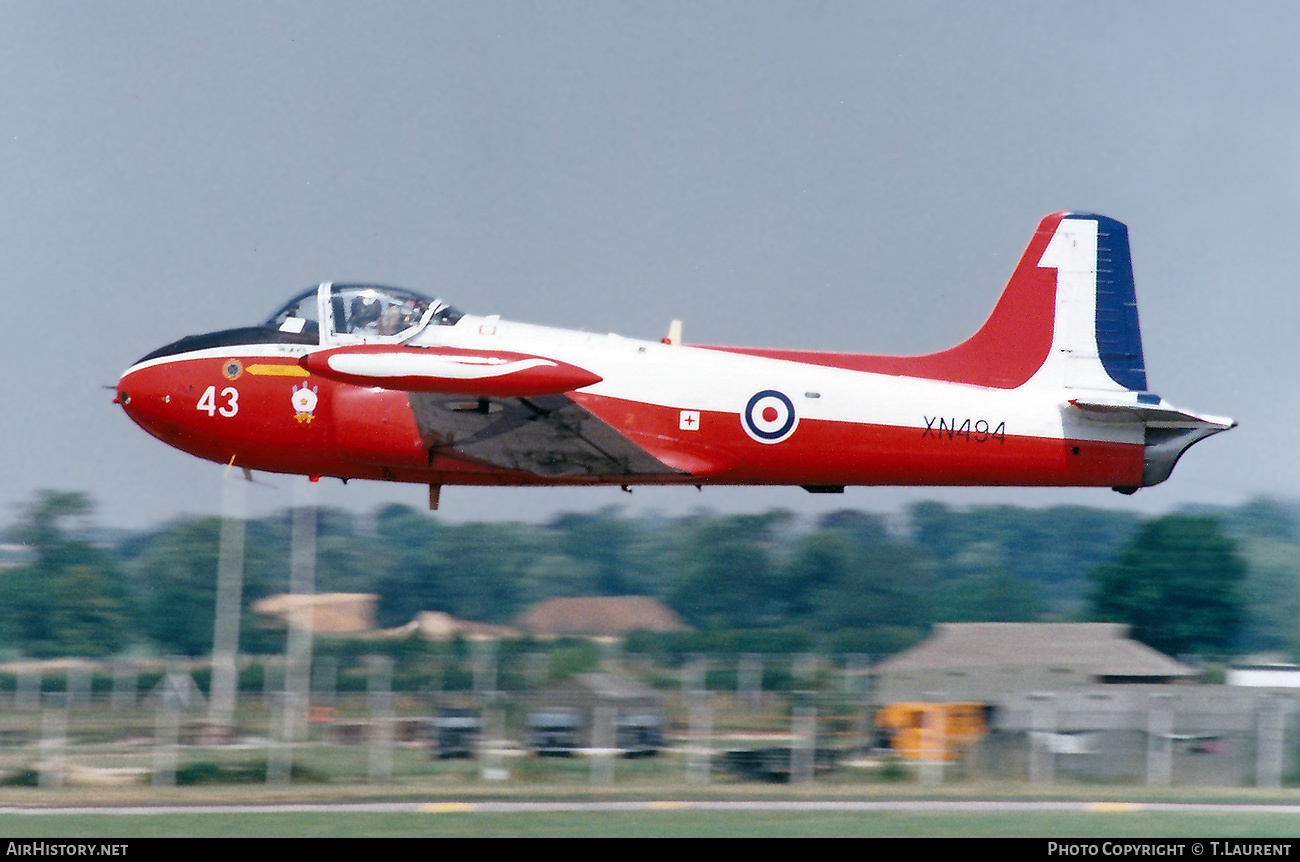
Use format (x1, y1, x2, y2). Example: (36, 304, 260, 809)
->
(116, 213, 1233, 500)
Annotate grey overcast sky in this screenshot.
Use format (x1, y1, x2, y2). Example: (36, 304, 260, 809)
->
(1, 1, 1291, 529)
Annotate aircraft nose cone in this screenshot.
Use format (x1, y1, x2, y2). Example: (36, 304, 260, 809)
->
(115, 360, 187, 443)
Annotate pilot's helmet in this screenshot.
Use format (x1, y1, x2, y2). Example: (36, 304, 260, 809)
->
(350, 295, 381, 329)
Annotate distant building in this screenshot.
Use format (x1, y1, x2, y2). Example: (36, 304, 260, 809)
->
(515, 596, 691, 639)
(1227, 664, 1300, 688)
(390, 611, 518, 642)
(873, 622, 1196, 702)
(250, 593, 689, 642)
(251, 593, 377, 634)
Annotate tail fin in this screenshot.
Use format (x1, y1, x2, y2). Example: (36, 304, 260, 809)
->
(1021, 215, 1233, 490)
(742, 212, 1152, 390)
(710, 213, 1155, 399)
(918, 212, 1148, 391)
(1031, 213, 1147, 392)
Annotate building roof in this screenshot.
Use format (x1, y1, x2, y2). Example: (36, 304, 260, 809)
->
(874, 622, 1195, 679)
(250, 593, 377, 634)
(515, 596, 691, 638)
(393, 611, 519, 641)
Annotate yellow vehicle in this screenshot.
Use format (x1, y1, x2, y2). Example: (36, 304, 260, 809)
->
(875, 702, 986, 761)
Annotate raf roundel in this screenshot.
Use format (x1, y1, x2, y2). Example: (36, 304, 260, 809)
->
(742, 390, 798, 444)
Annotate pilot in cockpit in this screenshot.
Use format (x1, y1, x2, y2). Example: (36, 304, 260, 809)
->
(378, 303, 405, 336)
(349, 295, 383, 334)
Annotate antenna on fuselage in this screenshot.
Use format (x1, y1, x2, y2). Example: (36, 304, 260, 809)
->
(663, 319, 682, 345)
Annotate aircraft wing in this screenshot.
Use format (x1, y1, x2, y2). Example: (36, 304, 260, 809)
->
(304, 344, 685, 479)
(407, 392, 679, 478)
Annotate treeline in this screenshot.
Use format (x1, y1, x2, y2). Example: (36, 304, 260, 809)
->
(1, 490, 1295, 662)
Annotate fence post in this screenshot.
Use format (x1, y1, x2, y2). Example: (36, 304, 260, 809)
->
(67, 666, 90, 709)
(918, 700, 945, 785)
(1256, 693, 1287, 789)
(210, 472, 246, 727)
(792, 707, 815, 784)
(686, 696, 712, 784)
(1146, 692, 1175, 787)
(112, 659, 137, 711)
(683, 656, 707, 699)
(1028, 693, 1055, 785)
(38, 696, 68, 789)
(592, 704, 615, 785)
(473, 642, 498, 700)
(17, 667, 40, 711)
(367, 655, 395, 784)
(151, 685, 179, 789)
(480, 706, 509, 781)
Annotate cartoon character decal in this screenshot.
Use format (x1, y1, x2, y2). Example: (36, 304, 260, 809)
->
(292, 383, 319, 423)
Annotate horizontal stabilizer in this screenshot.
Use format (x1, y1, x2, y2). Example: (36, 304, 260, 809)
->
(301, 345, 602, 396)
(1067, 396, 1236, 430)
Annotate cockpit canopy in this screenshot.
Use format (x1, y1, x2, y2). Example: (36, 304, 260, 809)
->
(135, 283, 463, 365)
(266, 283, 462, 344)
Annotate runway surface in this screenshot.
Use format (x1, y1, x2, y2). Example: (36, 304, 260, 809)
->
(6, 800, 1300, 816)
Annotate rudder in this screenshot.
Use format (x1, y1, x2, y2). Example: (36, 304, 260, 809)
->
(1031, 213, 1148, 393)
(1089, 215, 1147, 391)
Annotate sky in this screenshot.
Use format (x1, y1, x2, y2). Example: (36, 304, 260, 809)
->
(2, 1, 1294, 531)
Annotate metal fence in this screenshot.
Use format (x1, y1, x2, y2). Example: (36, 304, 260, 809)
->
(978, 687, 1300, 787)
(1, 661, 1298, 789)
